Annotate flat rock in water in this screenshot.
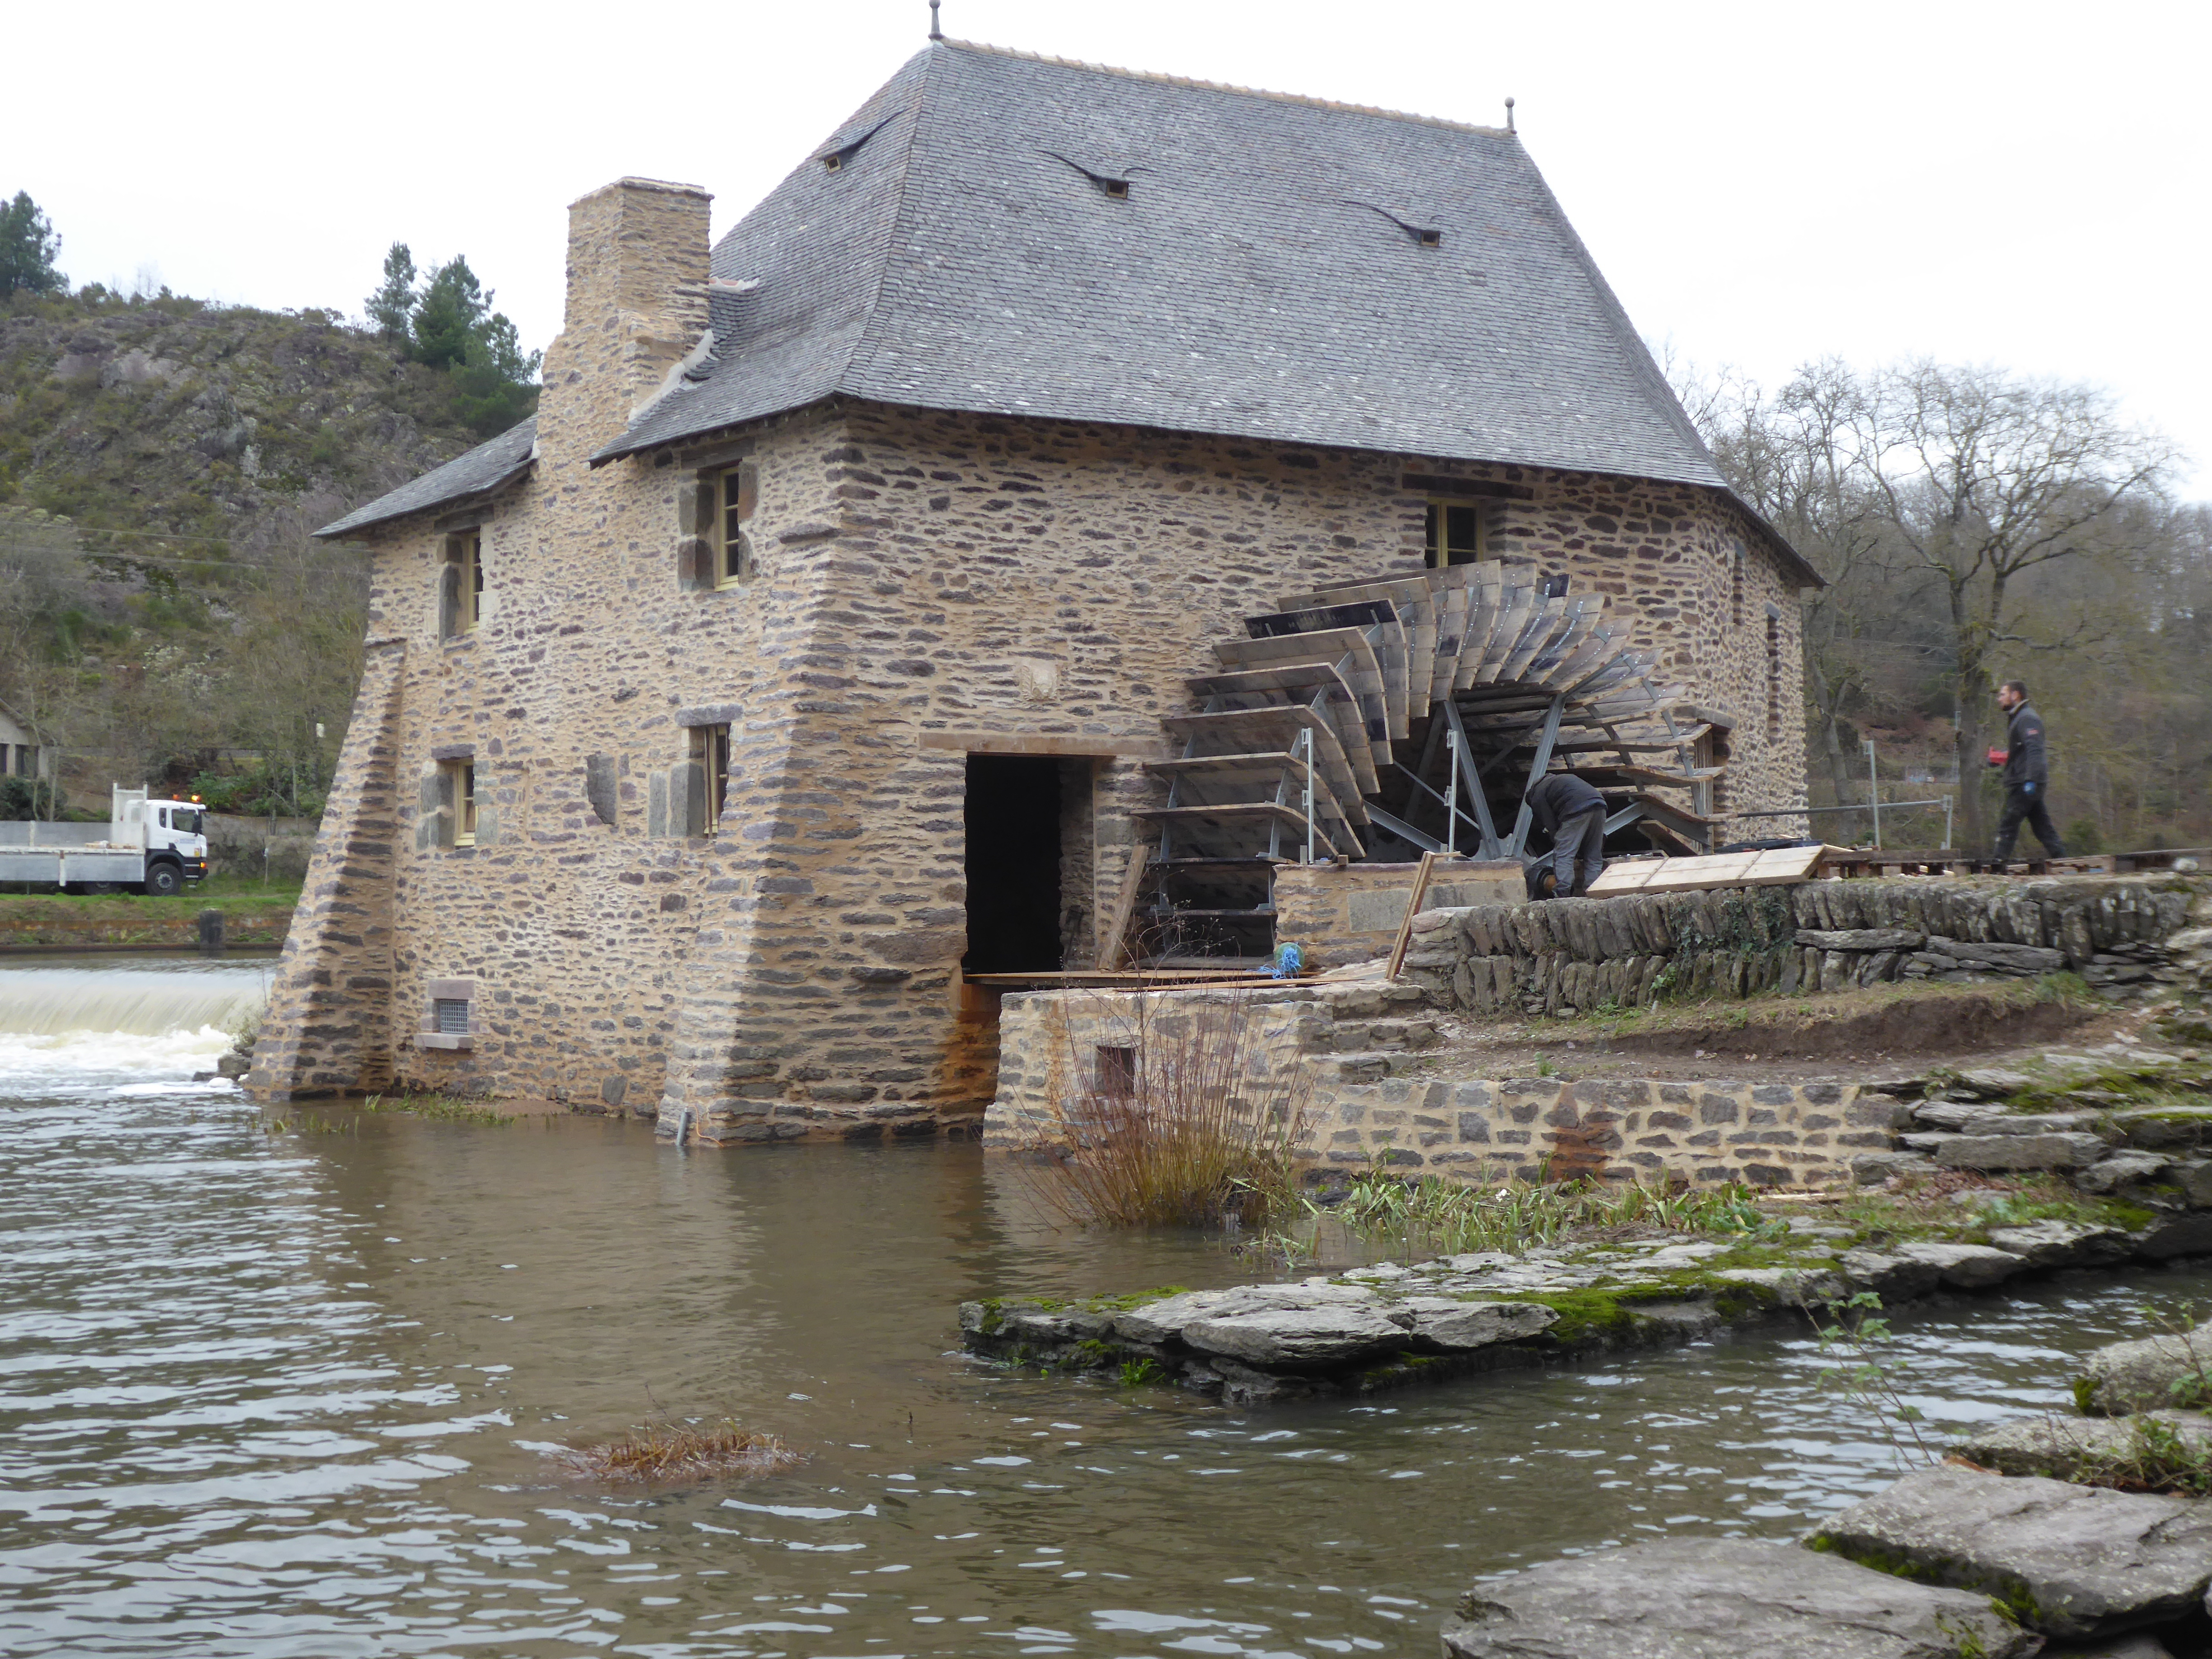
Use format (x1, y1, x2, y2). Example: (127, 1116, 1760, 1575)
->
(1438, 1535, 2037, 1659)
(1811, 1464, 2212, 1639)
(1178, 1303, 1410, 1369)
(1893, 1242, 2028, 1289)
(1395, 1298, 1557, 1350)
(2132, 1212, 2212, 1260)
(1713, 1265, 1848, 1304)
(2077, 1333, 2212, 1416)
(1952, 1411, 2212, 1483)
(1984, 1220, 2134, 1269)
(1108, 1283, 1374, 1345)
(1842, 1249, 1945, 1301)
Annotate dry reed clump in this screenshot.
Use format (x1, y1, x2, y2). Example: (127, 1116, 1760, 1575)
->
(1027, 992, 1312, 1229)
(558, 1420, 797, 1485)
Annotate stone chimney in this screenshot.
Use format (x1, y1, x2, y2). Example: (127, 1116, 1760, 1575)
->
(538, 177, 713, 464)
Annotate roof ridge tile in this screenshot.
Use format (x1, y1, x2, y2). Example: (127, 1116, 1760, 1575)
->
(937, 37, 1512, 138)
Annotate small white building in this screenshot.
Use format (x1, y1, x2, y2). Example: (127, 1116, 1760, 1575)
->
(0, 700, 52, 780)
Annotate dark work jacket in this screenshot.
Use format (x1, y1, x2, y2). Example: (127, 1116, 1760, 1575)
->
(1525, 770, 1606, 839)
(2000, 703, 2050, 790)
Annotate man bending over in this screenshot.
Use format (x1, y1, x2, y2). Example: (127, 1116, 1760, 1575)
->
(1525, 770, 1607, 899)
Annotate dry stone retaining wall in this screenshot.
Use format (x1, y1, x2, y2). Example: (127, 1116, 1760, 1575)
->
(1402, 875, 2203, 1017)
(984, 983, 1889, 1187)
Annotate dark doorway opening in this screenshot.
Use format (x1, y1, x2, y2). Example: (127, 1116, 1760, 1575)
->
(963, 755, 1064, 974)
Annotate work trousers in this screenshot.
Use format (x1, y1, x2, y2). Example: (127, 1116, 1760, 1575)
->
(1547, 807, 1607, 896)
(1992, 786, 2067, 862)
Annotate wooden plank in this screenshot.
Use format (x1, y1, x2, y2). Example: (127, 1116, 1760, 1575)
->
(1214, 627, 1391, 769)
(1583, 843, 1845, 897)
(918, 729, 1167, 759)
(1182, 661, 1379, 796)
(1385, 850, 1441, 981)
(1160, 708, 1369, 823)
(1129, 802, 1349, 861)
(1140, 751, 1366, 856)
(1099, 848, 1153, 970)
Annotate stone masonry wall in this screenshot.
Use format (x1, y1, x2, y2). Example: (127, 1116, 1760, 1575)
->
(984, 984, 1885, 1188)
(1272, 858, 1523, 969)
(1402, 876, 2202, 1018)
(247, 640, 404, 1098)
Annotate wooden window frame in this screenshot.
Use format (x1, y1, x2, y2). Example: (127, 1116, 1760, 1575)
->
(689, 723, 731, 835)
(1424, 497, 1488, 568)
(441, 530, 483, 639)
(443, 757, 478, 847)
(714, 463, 757, 587)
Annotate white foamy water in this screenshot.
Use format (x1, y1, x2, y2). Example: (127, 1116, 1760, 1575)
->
(0, 959, 269, 1095)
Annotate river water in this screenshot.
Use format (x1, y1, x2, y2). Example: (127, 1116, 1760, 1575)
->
(1, 954, 2207, 1658)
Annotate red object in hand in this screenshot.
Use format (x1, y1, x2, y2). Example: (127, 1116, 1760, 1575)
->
(1986, 747, 2008, 768)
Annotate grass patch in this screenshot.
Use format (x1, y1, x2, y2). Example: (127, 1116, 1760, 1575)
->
(558, 1420, 796, 1485)
(1315, 1171, 1787, 1259)
(361, 1091, 511, 1127)
(1838, 1171, 2154, 1244)
(0, 879, 302, 912)
(2061, 1414, 2212, 1498)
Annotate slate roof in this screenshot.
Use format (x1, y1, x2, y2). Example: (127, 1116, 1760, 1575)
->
(314, 416, 537, 539)
(591, 41, 1811, 583)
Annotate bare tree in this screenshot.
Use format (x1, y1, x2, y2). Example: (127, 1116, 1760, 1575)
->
(1833, 363, 2174, 848)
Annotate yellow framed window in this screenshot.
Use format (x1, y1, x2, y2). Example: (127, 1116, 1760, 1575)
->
(1425, 500, 1486, 568)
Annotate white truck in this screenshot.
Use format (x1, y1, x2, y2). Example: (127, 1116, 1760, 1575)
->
(0, 786, 210, 896)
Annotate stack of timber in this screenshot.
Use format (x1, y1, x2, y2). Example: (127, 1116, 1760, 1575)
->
(1124, 559, 1725, 964)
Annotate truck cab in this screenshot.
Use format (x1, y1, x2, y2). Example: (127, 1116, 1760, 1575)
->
(140, 797, 211, 896)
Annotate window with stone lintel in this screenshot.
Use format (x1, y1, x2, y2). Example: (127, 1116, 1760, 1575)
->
(1425, 499, 1487, 567)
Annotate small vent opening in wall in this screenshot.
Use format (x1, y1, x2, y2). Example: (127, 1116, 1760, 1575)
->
(1095, 1045, 1137, 1099)
(433, 998, 470, 1035)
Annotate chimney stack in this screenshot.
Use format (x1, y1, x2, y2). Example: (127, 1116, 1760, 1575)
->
(539, 177, 713, 463)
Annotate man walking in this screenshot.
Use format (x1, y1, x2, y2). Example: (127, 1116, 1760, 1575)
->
(1988, 679, 2067, 863)
(1523, 769, 1607, 899)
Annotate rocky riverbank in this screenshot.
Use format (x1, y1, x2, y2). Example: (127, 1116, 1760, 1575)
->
(967, 987, 2212, 1405)
(960, 1195, 2208, 1406)
(1440, 1327, 2212, 1656)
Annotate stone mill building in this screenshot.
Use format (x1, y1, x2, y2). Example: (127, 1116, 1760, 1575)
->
(247, 38, 1820, 1138)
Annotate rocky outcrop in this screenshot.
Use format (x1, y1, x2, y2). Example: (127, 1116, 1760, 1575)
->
(1438, 1536, 2038, 1659)
(1811, 1465, 2212, 1641)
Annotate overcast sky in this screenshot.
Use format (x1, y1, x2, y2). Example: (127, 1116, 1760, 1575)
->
(7, 0, 2206, 494)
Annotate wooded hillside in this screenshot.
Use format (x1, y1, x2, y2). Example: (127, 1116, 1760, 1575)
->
(0, 285, 513, 816)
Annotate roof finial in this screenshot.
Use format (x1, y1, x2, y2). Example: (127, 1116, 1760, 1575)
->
(1504, 96, 1516, 135)
(928, 0, 942, 39)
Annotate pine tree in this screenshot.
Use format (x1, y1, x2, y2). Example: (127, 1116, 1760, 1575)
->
(365, 242, 417, 343)
(0, 191, 66, 299)
(449, 313, 543, 436)
(410, 256, 490, 370)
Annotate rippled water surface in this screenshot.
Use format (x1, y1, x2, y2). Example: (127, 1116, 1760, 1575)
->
(2, 954, 2208, 1657)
